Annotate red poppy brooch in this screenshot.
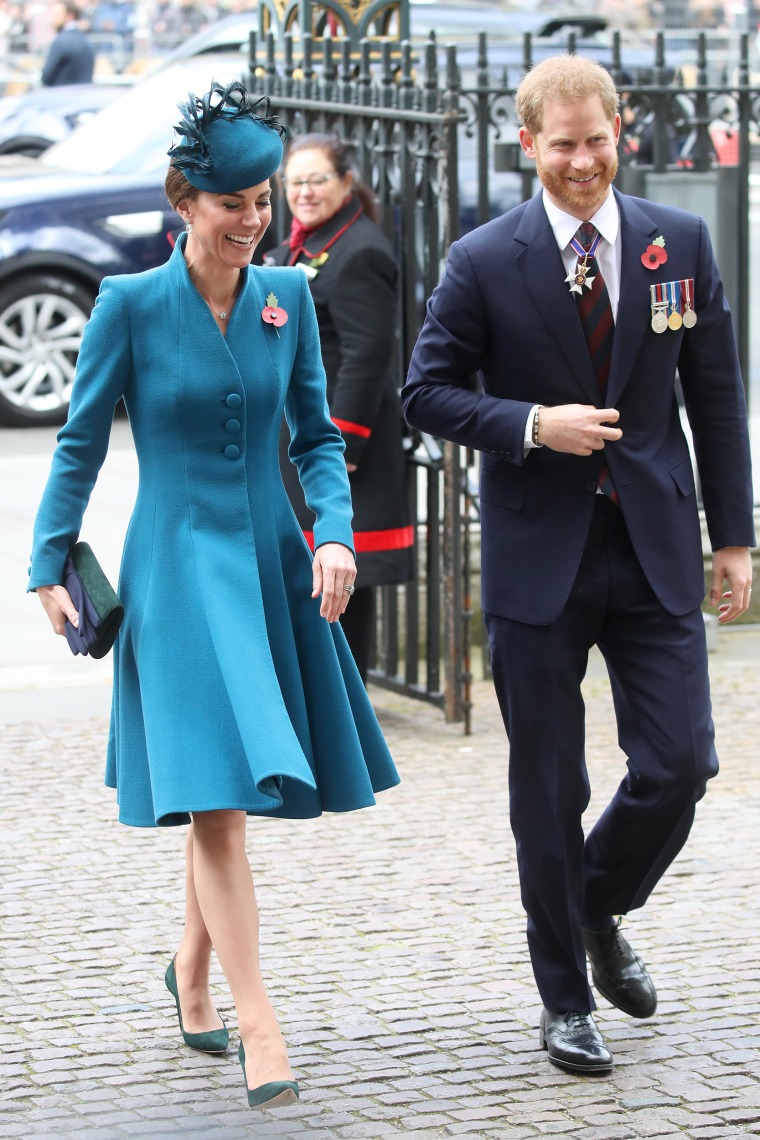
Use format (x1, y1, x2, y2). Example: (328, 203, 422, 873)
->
(262, 292, 288, 337)
(641, 236, 667, 270)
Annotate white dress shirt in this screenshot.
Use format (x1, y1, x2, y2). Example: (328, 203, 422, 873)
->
(543, 190, 622, 319)
(524, 189, 622, 451)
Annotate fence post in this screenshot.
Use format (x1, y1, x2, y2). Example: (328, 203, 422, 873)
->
(441, 45, 464, 723)
(737, 33, 750, 393)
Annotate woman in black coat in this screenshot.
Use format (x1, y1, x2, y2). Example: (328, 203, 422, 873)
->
(269, 134, 413, 681)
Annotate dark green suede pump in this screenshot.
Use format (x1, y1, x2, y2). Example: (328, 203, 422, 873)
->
(164, 957, 230, 1054)
(238, 1041, 299, 1110)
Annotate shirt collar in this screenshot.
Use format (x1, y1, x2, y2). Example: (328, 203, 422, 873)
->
(542, 189, 620, 253)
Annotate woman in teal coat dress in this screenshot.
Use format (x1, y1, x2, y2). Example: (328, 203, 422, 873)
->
(29, 83, 399, 1111)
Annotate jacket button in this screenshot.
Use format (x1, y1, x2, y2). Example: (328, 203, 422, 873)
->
(504, 451, 512, 460)
(585, 480, 597, 492)
(224, 444, 240, 460)
(225, 418, 241, 433)
(226, 393, 242, 408)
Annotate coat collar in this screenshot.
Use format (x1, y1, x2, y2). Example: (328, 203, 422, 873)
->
(288, 194, 364, 263)
(170, 230, 253, 312)
(168, 232, 253, 384)
(514, 188, 661, 403)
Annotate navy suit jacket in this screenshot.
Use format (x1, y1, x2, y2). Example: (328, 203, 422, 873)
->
(41, 28, 94, 86)
(402, 189, 755, 625)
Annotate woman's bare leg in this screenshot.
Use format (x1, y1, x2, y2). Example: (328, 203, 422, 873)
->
(190, 809, 293, 1089)
(173, 825, 225, 1033)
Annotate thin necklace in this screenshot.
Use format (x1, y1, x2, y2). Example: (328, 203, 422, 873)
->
(184, 236, 243, 321)
(189, 270, 239, 322)
(208, 294, 236, 321)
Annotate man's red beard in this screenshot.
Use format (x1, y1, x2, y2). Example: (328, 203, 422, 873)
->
(535, 151, 618, 214)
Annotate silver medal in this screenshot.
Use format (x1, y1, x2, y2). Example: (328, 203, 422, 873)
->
(681, 278, 697, 329)
(651, 310, 668, 334)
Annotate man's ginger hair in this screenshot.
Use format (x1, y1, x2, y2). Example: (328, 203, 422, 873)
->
(516, 55, 619, 137)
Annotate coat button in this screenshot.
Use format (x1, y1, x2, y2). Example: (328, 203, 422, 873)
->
(226, 393, 242, 408)
(585, 480, 597, 492)
(224, 444, 240, 460)
(225, 418, 241, 433)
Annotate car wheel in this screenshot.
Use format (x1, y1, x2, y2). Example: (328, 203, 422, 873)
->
(0, 274, 95, 427)
(0, 136, 53, 157)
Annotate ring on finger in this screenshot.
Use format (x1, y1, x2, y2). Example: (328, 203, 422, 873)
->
(342, 583, 355, 595)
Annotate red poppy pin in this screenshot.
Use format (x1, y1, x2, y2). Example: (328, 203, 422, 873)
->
(641, 236, 667, 270)
(262, 292, 288, 337)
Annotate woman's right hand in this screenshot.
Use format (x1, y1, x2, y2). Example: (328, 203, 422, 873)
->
(36, 585, 79, 636)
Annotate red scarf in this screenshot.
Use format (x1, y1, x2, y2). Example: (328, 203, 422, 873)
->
(288, 218, 316, 251)
(288, 203, 364, 268)
(287, 194, 356, 253)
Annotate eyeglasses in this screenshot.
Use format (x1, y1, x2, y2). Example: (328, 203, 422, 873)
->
(281, 173, 340, 191)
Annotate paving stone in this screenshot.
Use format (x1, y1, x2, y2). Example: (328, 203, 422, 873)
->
(389, 1132, 450, 1139)
(333, 1126, 404, 1137)
(620, 1097, 681, 1110)
(690, 1129, 756, 1139)
(537, 1126, 588, 1136)
(397, 1114, 452, 1129)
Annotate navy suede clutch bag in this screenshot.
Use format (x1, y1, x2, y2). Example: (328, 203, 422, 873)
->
(63, 542, 124, 659)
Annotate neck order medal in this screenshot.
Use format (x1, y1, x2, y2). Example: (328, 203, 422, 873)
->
(566, 229, 602, 297)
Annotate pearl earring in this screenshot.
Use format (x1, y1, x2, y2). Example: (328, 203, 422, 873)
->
(185, 221, 192, 234)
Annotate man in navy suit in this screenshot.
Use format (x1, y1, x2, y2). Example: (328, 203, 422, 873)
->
(402, 55, 754, 1073)
(42, 2, 94, 87)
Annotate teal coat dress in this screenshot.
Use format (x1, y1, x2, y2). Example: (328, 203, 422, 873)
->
(28, 235, 399, 827)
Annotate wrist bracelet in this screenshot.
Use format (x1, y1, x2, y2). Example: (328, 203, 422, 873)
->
(532, 406, 543, 447)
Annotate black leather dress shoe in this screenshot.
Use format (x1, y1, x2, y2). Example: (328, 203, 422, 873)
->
(582, 921, 657, 1018)
(539, 1008, 613, 1073)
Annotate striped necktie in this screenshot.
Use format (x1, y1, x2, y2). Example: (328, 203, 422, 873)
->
(576, 222, 618, 504)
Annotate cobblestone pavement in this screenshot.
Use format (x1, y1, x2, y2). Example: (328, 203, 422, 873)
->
(1, 632, 759, 1140)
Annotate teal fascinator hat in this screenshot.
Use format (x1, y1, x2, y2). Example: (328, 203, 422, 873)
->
(168, 81, 287, 192)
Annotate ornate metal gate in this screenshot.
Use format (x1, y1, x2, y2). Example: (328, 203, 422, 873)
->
(248, 30, 473, 727)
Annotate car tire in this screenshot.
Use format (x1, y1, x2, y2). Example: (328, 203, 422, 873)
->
(0, 273, 95, 427)
(0, 136, 53, 158)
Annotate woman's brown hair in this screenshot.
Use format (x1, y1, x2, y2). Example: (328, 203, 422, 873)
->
(165, 165, 199, 211)
(285, 134, 378, 223)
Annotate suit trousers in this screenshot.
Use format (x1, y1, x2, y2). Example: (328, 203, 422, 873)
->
(485, 495, 719, 1013)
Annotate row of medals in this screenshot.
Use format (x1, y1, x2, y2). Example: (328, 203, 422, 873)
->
(651, 302, 697, 334)
(650, 280, 697, 334)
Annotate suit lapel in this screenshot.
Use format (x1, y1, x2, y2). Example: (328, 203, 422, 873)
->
(608, 189, 660, 403)
(514, 194, 600, 404)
